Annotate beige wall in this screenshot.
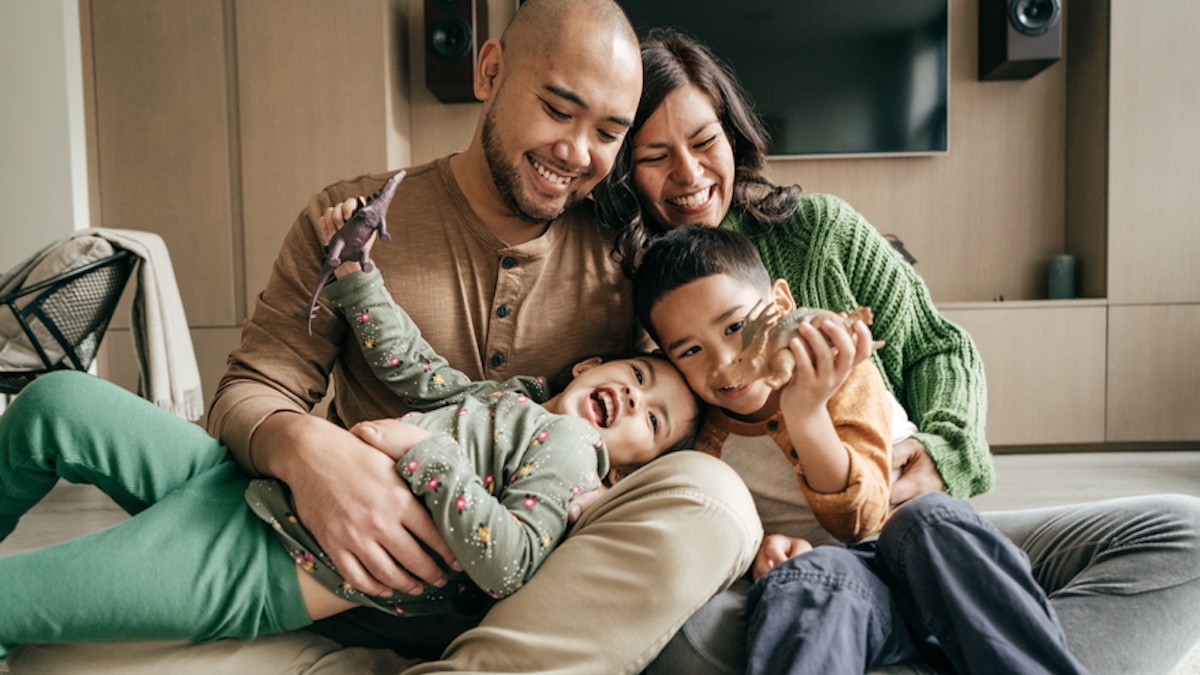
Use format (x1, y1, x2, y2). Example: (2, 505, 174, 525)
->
(0, 0, 90, 272)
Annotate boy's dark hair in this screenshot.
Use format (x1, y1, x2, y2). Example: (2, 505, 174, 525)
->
(548, 351, 706, 457)
(632, 226, 772, 345)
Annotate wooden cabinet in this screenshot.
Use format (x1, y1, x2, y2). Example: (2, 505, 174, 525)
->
(941, 302, 1107, 446)
(1106, 305, 1200, 442)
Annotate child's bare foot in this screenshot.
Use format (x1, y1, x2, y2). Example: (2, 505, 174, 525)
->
(350, 418, 433, 461)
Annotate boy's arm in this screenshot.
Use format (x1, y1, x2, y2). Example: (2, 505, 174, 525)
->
(399, 413, 606, 597)
(779, 324, 892, 543)
(796, 362, 893, 542)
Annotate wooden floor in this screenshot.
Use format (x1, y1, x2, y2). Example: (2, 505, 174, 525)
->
(3, 450, 1200, 673)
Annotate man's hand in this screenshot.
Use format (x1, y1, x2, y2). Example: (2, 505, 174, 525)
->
(890, 437, 946, 507)
(253, 412, 458, 597)
(350, 418, 432, 461)
(753, 534, 813, 581)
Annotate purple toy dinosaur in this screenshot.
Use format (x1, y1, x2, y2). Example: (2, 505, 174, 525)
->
(304, 170, 406, 335)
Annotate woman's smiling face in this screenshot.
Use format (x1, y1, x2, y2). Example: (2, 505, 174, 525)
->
(631, 84, 736, 230)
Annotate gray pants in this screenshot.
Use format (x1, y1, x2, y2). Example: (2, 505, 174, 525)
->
(647, 494, 1200, 675)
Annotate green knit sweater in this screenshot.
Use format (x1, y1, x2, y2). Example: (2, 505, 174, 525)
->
(723, 193, 994, 498)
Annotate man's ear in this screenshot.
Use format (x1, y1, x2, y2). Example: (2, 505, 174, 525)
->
(770, 278, 795, 314)
(571, 356, 605, 377)
(474, 38, 504, 101)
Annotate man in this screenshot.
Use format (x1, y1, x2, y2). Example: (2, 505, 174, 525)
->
(6, 1, 760, 672)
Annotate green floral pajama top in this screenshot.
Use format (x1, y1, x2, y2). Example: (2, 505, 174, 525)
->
(246, 268, 607, 617)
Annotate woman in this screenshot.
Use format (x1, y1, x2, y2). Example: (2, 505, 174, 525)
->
(594, 28, 992, 504)
(595, 28, 1200, 675)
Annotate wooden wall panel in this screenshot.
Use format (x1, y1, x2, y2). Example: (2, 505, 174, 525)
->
(90, 0, 237, 327)
(406, 0, 512, 164)
(98, 326, 244, 425)
(1064, 0, 1108, 300)
(1106, 0, 1200, 305)
(235, 0, 394, 312)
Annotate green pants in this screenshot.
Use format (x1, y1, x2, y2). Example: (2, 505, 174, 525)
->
(0, 371, 311, 657)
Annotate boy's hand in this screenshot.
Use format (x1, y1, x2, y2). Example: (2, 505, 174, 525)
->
(350, 418, 433, 461)
(753, 533, 813, 580)
(778, 319, 858, 415)
(318, 196, 372, 278)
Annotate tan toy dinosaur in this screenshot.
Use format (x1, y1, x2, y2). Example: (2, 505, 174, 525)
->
(720, 301, 885, 390)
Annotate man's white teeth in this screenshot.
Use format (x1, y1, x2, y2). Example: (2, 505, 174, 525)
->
(668, 186, 712, 207)
(533, 159, 570, 185)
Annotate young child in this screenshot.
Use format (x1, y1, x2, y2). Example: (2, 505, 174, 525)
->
(632, 225, 1088, 675)
(0, 223, 701, 659)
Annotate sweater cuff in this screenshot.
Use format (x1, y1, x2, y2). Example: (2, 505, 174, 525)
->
(916, 431, 994, 499)
(207, 388, 308, 477)
(323, 267, 384, 308)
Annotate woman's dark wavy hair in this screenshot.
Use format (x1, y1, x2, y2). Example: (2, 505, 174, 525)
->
(594, 27, 804, 278)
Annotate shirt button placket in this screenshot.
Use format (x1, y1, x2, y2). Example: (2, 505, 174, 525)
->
(489, 254, 520, 379)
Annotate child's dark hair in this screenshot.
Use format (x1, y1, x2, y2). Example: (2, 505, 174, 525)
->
(632, 226, 772, 345)
(548, 351, 706, 457)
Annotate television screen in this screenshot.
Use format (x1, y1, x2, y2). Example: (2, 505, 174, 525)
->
(617, 0, 950, 158)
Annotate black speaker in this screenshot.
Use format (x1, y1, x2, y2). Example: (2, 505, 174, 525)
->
(979, 0, 1063, 80)
(425, 0, 488, 103)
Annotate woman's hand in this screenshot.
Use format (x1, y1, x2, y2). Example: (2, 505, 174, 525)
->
(753, 533, 813, 581)
(890, 437, 946, 507)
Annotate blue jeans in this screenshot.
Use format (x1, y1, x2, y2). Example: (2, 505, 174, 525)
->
(743, 493, 1089, 675)
(648, 491, 1200, 675)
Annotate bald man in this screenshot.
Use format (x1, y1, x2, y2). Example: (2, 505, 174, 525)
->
(5, 1, 759, 673)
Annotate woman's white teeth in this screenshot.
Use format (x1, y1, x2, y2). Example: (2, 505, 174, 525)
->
(533, 159, 570, 185)
(668, 186, 712, 207)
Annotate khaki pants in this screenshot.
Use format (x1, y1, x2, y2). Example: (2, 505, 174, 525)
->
(8, 451, 761, 675)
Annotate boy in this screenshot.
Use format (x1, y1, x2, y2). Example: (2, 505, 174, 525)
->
(632, 226, 1088, 675)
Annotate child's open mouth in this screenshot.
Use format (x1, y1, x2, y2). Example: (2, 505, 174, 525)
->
(590, 389, 615, 428)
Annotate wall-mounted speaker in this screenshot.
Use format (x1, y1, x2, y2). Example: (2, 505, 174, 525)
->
(979, 0, 1063, 80)
(424, 0, 488, 103)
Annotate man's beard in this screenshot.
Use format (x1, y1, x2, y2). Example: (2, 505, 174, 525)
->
(482, 106, 578, 224)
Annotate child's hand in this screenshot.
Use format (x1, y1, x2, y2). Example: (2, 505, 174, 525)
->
(349, 418, 432, 462)
(318, 196, 372, 278)
(778, 319, 859, 416)
(753, 534, 813, 580)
